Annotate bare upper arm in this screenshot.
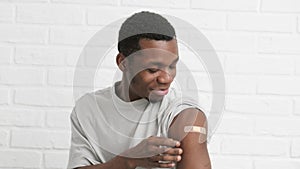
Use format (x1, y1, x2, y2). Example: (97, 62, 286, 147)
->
(168, 108, 211, 169)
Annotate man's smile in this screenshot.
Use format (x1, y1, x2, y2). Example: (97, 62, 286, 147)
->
(150, 88, 169, 96)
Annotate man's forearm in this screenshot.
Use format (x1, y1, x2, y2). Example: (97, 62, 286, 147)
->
(75, 156, 136, 169)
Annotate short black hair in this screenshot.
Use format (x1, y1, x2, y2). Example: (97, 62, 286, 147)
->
(118, 11, 176, 57)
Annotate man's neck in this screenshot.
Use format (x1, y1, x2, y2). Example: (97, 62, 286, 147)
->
(115, 81, 133, 102)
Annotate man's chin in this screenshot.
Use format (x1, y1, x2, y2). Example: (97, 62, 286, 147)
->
(148, 93, 166, 103)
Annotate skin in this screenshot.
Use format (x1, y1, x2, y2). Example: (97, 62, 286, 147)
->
(75, 38, 211, 169)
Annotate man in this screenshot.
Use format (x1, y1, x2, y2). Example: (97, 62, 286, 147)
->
(67, 11, 211, 169)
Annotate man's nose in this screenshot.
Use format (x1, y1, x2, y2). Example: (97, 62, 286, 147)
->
(157, 70, 174, 84)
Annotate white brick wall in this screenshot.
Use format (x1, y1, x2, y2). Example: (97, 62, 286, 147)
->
(0, 129, 9, 147)
(44, 151, 69, 169)
(11, 129, 70, 149)
(191, 0, 259, 11)
(227, 13, 295, 33)
(0, 89, 9, 105)
(221, 137, 289, 156)
(0, 0, 299, 168)
(0, 24, 47, 44)
(0, 109, 44, 127)
(16, 4, 84, 25)
(261, 0, 300, 13)
(0, 46, 12, 64)
(0, 150, 42, 168)
(0, 4, 14, 22)
(291, 139, 300, 157)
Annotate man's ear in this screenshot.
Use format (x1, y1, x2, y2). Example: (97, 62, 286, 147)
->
(116, 53, 126, 71)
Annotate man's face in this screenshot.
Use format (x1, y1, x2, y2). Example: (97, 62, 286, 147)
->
(125, 38, 179, 102)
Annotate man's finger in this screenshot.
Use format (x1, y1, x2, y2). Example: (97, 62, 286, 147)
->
(162, 148, 183, 155)
(148, 137, 180, 147)
(150, 154, 181, 162)
(149, 161, 176, 168)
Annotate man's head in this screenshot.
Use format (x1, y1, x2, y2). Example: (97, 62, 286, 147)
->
(116, 11, 179, 102)
(118, 11, 176, 57)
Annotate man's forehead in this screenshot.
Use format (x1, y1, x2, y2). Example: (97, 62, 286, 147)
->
(130, 51, 179, 66)
(139, 39, 178, 53)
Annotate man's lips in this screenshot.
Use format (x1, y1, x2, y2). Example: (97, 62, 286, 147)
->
(150, 88, 169, 96)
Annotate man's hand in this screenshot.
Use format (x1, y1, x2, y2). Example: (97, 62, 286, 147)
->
(121, 136, 183, 168)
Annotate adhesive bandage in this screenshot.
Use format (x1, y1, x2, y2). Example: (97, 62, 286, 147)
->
(184, 126, 207, 143)
(184, 126, 206, 134)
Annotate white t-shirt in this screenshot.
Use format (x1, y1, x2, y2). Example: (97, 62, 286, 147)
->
(67, 83, 202, 169)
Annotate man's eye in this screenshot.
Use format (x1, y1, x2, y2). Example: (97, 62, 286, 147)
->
(147, 68, 159, 73)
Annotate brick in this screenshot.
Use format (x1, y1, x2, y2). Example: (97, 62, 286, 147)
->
(228, 13, 295, 33)
(195, 92, 212, 112)
(50, 27, 97, 46)
(44, 151, 69, 169)
(210, 156, 252, 169)
(0, 109, 44, 127)
(0, 129, 9, 147)
(0, 67, 45, 85)
(221, 137, 288, 156)
(178, 45, 205, 72)
(0, 150, 42, 168)
(225, 54, 294, 75)
(48, 68, 107, 87)
(257, 76, 300, 95)
(225, 75, 257, 94)
(225, 96, 293, 115)
(66, 53, 84, 66)
(163, 9, 226, 30)
(0, 46, 12, 64)
(87, 7, 138, 26)
(17, 4, 84, 25)
(64, 70, 115, 88)
(0, 4, 13, 22)
(11, 129, 70, 149)
(15, 46, 81, 66)
(46, 110, 71, 129)
(295, 99, 300, 115)
(2, 0, 48, 2)
(178, 46, 226, 72)
(122, 0, 189, 8)
(47, 68, 74, 86)
(296, 56, 300, 75)
(254, 159, 300, 169)
(206, 32, 256, 52)
(0, 89, 9, 105)
(291, 139, 300, 157)
(191, 0, 259, 11)
(52, 0, 119, 5)
(15, 88, 74, 107)
(215, 116, 253, 135)
(0, 24, 47, 44)
(207, 134, 222, 154)
(83, 46, 118, 69)
(262, 0, 300, 13)
(48, 68, 113, 87)
(255, 118, 300, 136)
(94, 68, 118, 88)
(298, 17, 300, 33)
(258, 35, 300, 54)
(187, 72, 211, 92)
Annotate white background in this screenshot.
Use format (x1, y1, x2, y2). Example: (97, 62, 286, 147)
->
(0, 0, 300, 168)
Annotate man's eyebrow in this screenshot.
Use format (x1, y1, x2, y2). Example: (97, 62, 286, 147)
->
(148, 57, 179, 67)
